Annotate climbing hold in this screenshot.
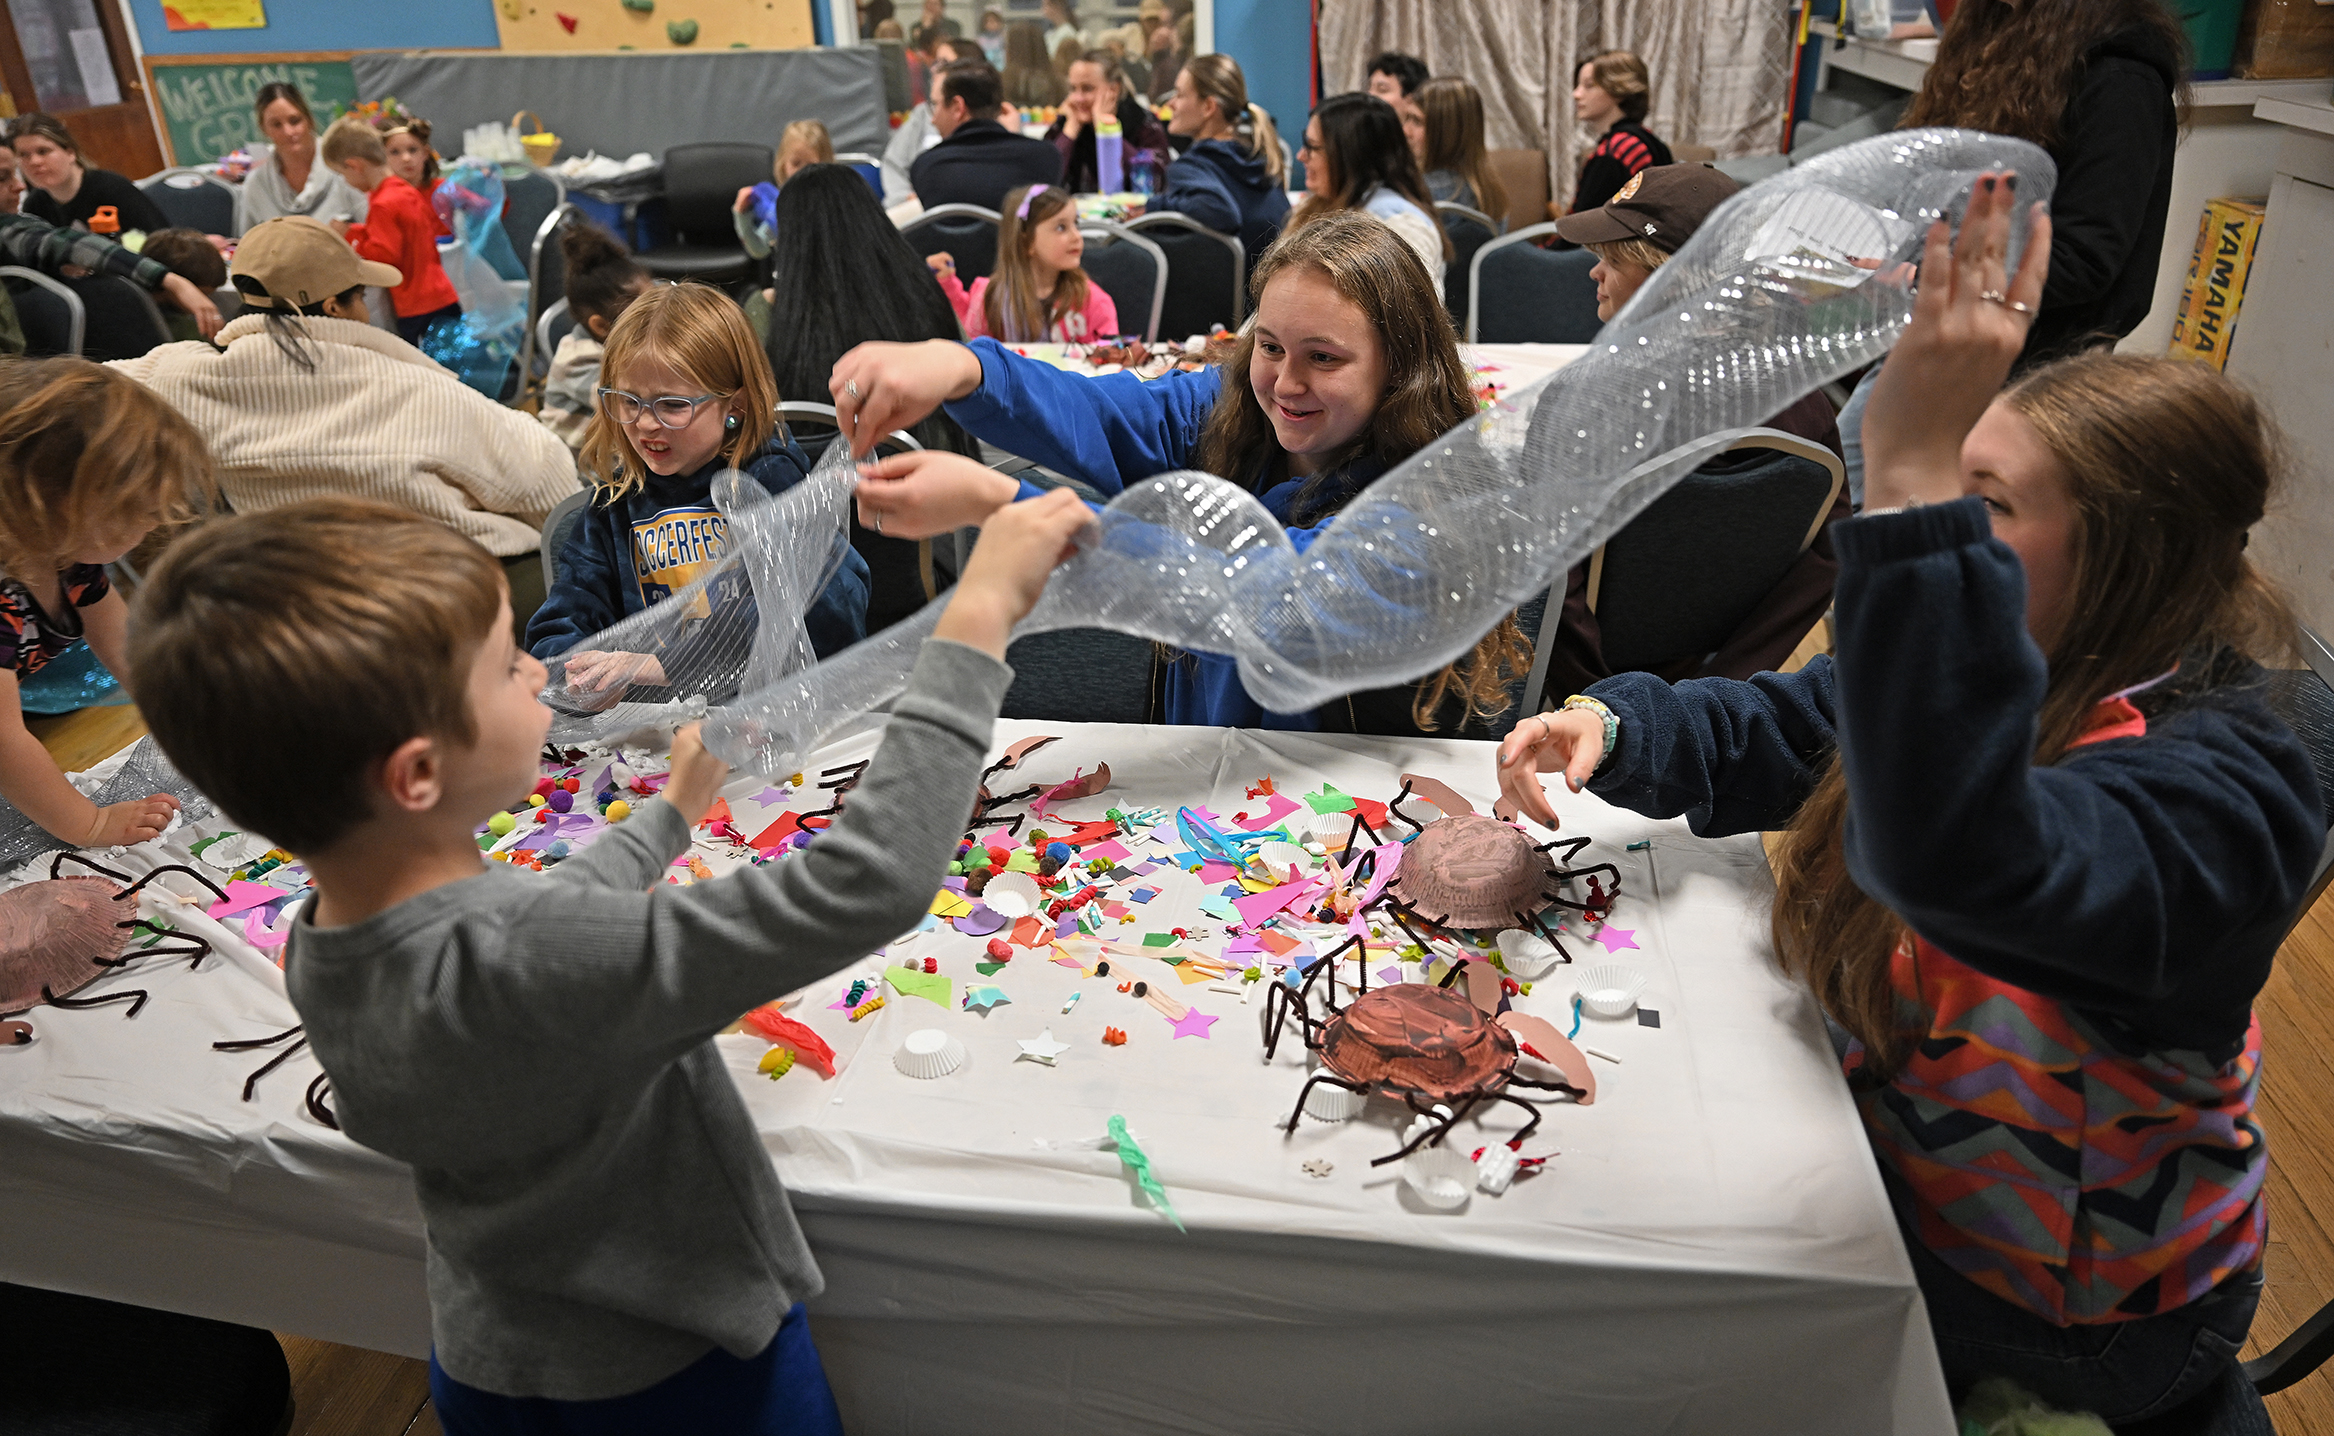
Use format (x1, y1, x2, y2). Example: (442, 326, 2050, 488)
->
(666, 17, 699, 43)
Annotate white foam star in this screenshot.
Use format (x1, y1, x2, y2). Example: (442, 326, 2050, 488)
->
(1016, 1028, 1072, 1066)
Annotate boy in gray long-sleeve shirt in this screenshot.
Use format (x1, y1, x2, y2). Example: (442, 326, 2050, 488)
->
(128, 487, 1094, 1429)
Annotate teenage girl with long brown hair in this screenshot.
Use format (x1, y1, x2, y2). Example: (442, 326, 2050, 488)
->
(1498, 177, 2318, 1424)
(830, 210, 1530, 737)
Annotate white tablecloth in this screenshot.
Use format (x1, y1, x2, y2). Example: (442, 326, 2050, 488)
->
(0, 722, 1951, 1434)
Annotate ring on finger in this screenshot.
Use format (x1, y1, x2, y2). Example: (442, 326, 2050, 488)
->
(872, 510, 884, 536)
(1979, 289, 2008, 305)
(845, 380, 861, 400)
(2004, 299, 2032, 314)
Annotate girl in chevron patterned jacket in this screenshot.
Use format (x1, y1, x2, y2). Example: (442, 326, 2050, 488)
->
(1498, 173, 2321, 1427)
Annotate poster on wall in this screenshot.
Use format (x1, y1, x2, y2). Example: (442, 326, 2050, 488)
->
(164, 0, 268, 31)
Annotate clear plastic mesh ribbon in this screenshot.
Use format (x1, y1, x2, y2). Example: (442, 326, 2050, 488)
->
(538, 130, 2054, 775)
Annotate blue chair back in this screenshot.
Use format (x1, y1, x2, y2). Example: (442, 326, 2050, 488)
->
(1128, 212, 1243, 339)
(1077, 222, 1166, 341)
(901, 205, 1001, 283)
(0, 267, 83, 355)
(1436, 203, 1498, 332)
(138, 169, 237, 235)
(1468, 222, 1602, 344)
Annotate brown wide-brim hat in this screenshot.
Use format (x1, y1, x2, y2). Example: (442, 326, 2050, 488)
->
(230, 216, 402, 310)
(1552, 163, 1743, 255)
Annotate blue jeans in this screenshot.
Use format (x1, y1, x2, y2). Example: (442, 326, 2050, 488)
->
(1895, 1184, 2270, 1427)
(428, 1303, 845, 1436)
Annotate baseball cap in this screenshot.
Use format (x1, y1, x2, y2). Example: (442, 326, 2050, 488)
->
(229, 216, 402, 311)
(1552, 163, 1742, 254)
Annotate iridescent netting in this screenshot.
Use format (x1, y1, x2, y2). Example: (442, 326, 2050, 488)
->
(536, 131, 2054, 775)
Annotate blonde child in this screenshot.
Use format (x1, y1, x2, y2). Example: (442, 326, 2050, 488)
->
(927, 183, 1119, 342)
(732, 119, 834, 262)
(321, 115, 460, 343)
(524, 283, 868, 682)
(127, 482, 1093, 1432)
(537, 219, 652, 454)
(0, 358, 212, 848)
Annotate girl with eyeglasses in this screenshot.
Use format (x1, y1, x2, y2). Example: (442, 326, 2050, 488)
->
(526, 283, 869, 686)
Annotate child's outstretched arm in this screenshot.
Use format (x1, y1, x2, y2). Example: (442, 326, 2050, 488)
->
(0, 669, 176, 848)
(516, 490, 1094, 1049)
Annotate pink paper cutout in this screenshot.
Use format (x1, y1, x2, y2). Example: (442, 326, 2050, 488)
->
(1377, 966, 1403, 985)
(1222, 932, 1264, 956)
(1234, 794, 1303, 831)
(1593, 926, 1640, 953)
(1233, 880, 1314, 929)
(1082, 839, 1133, 863)
(206, 879, 287, 921)
(1168, 1007, 1218, 1039)
(1196, 862, 1238, 883)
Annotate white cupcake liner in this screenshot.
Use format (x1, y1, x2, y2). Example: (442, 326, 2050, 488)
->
(981, 871, 1043, 920)
(894, 1028, 967, 1079)
(1302, 1078, 1368, 1122)
(1402, 1143, 1475, 1209)
(1576, 963, 1648, 1019)
(1497, 928, 1562, 980)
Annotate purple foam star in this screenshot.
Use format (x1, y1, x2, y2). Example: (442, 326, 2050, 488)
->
(1593, 926, 1640, 953)
(753, 786, 791, 806)
(1169, 1007, 1218, 1040)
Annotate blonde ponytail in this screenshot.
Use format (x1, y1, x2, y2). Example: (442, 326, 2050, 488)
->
(1185, 53, 1284, 185)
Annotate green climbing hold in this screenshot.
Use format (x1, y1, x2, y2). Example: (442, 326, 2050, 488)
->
(665, 17, 698, 42)
(620, 0, 651, 10)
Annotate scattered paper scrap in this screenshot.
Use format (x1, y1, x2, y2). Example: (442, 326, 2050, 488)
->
(963, 984, 1011, 1013)
(1593, 925, 1641, 953)
(1302, 1158, 1334, 1178)
(1168, 1007, 1217, 1040)
(885, 965, 952, 1007)
(1016, 1029, 1072, 1065)
(740, 1005, 837, 1077)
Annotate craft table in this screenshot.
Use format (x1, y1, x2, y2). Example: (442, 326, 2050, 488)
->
(0, 722, 1953, 1435)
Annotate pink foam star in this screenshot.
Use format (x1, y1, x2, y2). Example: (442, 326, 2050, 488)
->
(1593, 926, 1640, 953)
(1169, 1007, 1218, 1040)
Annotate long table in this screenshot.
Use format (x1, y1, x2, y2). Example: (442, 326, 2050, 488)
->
(0, 721, 1952, 1434)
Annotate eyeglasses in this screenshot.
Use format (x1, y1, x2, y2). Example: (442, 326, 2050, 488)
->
(596, 388, 722, 428)
(1298, 137, 1322, 155)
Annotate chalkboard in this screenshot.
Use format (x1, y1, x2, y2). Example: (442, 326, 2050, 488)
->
(142, 52, 359, 166)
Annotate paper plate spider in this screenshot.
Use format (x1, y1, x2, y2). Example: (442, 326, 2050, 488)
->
(1330, 776, 1623, 963)
(966, 735, 1111, 835)
(1261, 953, 1595, 1165)
(0, 852, 226, 1043)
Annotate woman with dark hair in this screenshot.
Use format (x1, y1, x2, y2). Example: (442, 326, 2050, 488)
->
(1045, 50, 1170, 193)
(1289, 93, 1448, 283)
(831, 212, 1532, 738)
(4, 114, 168, 235)
(1834, 0, 2189, 505)
(238, 82, 369, 230)
(1566, 51, 1669, 217)
(763, 163, 982, 630)
(1002, 21, 1066, 108)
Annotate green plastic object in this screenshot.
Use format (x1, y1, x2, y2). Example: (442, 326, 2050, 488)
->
(620, 0, 651, 10)
(666, 17, 699, 44)
(2172, 0, 2243, 79)
(1108, 1115, 1184, 1231)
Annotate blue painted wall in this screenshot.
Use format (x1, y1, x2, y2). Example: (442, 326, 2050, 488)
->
(1211, 0, 1311, 148)
(127, 0, 502, 56)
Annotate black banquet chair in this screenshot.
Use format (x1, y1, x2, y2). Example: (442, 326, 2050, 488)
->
(1466, 222, 1602, 345)
(636, 143, 772, 288)
(1126, 211, 1244, 338)
(1435, 201, 1499, 333)
(0, 266, 84, 355)
(900, 204, 1001, 284)
(1075, 220, 1167, 342)
(136, 168, 238, 235)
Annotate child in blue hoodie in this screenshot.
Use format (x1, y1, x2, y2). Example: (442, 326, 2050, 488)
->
(1150, 54, 1291, 260)
(526, 283, 869, 686)
(832, 211, 1528, 738)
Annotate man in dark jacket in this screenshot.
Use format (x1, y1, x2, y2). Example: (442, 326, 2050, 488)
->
(910, 60, 1063, 211)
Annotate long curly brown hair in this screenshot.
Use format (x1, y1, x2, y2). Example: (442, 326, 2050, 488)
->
(1900, 0, 2188, 151)
(1193, 211, 1529, 729)
(1767, 353, 2294, 1081)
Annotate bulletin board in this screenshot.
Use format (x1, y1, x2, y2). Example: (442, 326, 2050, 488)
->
(141, 50, 358, 166)
(491, 0, 815, 53)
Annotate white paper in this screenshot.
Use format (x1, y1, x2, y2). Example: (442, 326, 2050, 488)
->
(67, 28, 119, 109)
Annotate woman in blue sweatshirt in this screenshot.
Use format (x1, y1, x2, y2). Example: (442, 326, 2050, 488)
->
(1150, 53, 1290, 262)
(1501, 177, 2320, 1424)
(832, 210, 1528, 738)
(526, 283, 868, 690)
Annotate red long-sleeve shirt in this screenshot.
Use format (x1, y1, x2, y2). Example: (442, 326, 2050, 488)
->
(345, 174, 460, 318)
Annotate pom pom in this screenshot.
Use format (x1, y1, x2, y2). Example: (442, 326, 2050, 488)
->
(606, 799, 632, 821)
(487, 811, 517, 836)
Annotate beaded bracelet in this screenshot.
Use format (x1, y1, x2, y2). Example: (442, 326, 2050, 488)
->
(1561, 694, 1620, 772)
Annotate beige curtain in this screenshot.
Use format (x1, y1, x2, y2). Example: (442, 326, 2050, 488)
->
(1318, 0, 1790, 216)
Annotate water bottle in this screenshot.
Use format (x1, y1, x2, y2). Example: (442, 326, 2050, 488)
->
(1096, 111, 1124, 195)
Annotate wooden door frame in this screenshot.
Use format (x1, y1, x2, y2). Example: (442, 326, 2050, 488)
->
(0, 0, 165, 171)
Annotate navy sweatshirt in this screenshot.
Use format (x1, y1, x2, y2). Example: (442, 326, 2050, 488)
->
(1582, 498, 2321, 1057)
(1149, 138, 1292, 264)
(525, 435, 869, 670)
(949, 337, 1462, 733)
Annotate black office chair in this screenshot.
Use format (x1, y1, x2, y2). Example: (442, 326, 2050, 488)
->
(1435, 201, 1499, 333)
(72, 274, 173, 362)
(636, 143, 772, 287)
(901, 204, 1001, 284)
(0, 1282, 291, 1435)
(0, 266, 84, 355)
(1126, 211, 1244, 339)
(1519, 430, 1844, 710)
(1076, 221, 1167, 342)
(1467, 222, 1602, 345)
(136, 168, 237, 235)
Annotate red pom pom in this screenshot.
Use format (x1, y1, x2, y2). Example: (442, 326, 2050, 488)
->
(986, 845, 1011, 867)
(923, 957, 938, 974)
(985, 938, 1013, 961)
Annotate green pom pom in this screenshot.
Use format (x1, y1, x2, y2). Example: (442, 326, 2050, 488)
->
(487, 811, 517, 836)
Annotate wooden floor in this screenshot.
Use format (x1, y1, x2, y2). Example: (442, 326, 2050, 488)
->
(28, 681, 2334, 1431)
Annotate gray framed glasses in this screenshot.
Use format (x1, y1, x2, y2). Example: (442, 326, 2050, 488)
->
(597, 388, 722, 428)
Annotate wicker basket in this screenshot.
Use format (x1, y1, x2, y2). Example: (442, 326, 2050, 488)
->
(512, 110, 561, 167)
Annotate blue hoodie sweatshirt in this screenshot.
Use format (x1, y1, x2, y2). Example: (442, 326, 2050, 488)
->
(1149, 138, 1291, 264)
(949, 338, 1405, 731)
(525, 434, 869, 667)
